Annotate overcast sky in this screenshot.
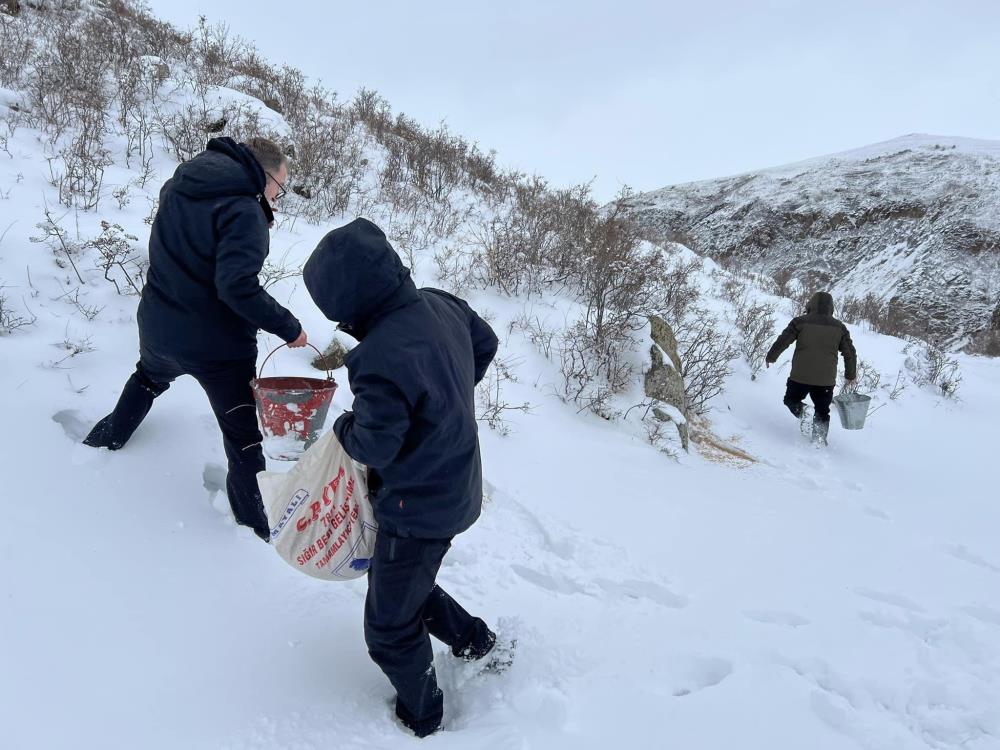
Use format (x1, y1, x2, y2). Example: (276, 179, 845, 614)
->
(147, 0, 1000, 202)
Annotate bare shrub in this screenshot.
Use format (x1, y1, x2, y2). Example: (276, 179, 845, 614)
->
(476, 355, 533, 435)
(0, 113, 18, 158)
(772, 266, 798, 297)
(577, 192, 665, 342)
(259, 248, 302, 291)
(31, 207, 84, 284)
(675, 309, 738, 415)
(112, 184, 131, 210)
(286, 90, 368, 220)
(552, 191, 674, 412)
(888, 369, 907, 400)
(353, 87, 507, 199)
(187, 17, 247, 89)
(57, 287, 104, 322)
(508, 311, 557, 360)
(140, 200, 158, 229)
(467, 178, 594, 296)
(838, 293, 912, 339)
(0, 282, 35, 334)
(467, 205, 541, 295)
(557, 320, 633, 419)
(22, 10, 113, 144)
(840, 293, 887, 329)
(838, 359, 881, 392)
(640, 405, 681, 458)
(44, 102, 113, 211)
(0, 12, 34, 88)
(659, 256, 702, 323)
(904, 340, 962, 398)
(432, 242, 475, 294)
(154, 99, 216, 162)
(46, 324, 98, 368)
(87, 221, 145, 295)
(727, 286, 776, 380)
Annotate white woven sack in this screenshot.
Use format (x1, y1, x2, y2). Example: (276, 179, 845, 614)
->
(258, 430, 376, 580)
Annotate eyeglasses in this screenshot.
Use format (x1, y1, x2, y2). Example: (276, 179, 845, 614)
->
(265, 170, 287, 201)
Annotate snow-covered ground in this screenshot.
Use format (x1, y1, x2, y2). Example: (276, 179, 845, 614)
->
(2, 90, 999, 750)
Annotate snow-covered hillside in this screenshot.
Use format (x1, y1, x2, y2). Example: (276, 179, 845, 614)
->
(2, 5, 999, 750)
(625, 134, 1000, 353)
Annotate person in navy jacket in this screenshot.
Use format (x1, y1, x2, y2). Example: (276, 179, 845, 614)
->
(84, 137, 307, 540)
(304, 218, 499, 738)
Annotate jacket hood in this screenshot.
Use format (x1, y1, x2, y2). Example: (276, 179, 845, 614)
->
(171, 137, 266, 201)
(806, 291, 835, 316)
(303, 218, 418, 337)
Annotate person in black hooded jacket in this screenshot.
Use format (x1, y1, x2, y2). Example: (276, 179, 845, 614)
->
(83, 137, 307, 539)
(303, 218, 499, 739)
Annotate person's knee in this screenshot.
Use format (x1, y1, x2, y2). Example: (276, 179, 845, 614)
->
(133, 366, 170, 396)
(364, 618, 422, 666)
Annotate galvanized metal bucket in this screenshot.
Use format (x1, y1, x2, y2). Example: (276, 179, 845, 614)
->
(834, 390, 871, 430)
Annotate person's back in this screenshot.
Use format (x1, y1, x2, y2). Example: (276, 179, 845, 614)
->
(766, 291, 857, 443)
(356, 287, 486, 535)
(140, 137, 300, 360)
(303, 218, 500, 738)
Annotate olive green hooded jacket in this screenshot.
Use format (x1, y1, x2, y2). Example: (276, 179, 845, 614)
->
(766, 292, 857, 387)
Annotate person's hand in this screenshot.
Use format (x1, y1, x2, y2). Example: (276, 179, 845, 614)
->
(288, 329, 308, 349)
(844, 378, 858, 391)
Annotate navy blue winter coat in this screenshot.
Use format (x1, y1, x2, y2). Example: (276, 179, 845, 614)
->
(138, 137, 301, 361)
(303, 218, 498, 539)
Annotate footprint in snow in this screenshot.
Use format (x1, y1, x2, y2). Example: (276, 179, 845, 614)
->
(852, 587, 924, 613)
(54, 410, 110, 466)
(960, 605, 1000, 627)
(510, 564, 589, 596)
(202, 462, 227, 494)
(52, 409, 92, 442)
(863, 506, 891, 521)
(945, 544, 1000, 574)
(596, 578, 689, 609)
(202, 463, 234, 518)
(670, 657, 733, 697)
(744, 609, 811, 628)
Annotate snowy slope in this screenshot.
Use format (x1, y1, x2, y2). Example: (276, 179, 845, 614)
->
(2, 6, 999, 749)
(2, 104, 1000, 750)
(625, 134, 1000, 350)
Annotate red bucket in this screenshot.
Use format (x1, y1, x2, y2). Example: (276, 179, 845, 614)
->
(252, 343, 338, 461)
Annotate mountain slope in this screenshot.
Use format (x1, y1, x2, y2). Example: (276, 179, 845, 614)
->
(625, 134, 1000, 352)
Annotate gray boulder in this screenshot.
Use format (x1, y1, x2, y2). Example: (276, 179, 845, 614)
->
(644, 316, 689, 451)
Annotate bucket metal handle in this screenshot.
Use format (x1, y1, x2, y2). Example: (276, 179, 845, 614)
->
(258, 342, 332, 381)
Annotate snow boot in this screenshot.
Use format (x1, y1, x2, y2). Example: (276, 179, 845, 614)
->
(812, 417, 830, 447)
(394, 695, 442, 738)
(83, 370, 168, 449)
(454, 622, 515, 675)
(798, 404, 814, 438)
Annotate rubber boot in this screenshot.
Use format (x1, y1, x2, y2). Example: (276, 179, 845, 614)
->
(812, 417, 830, 447)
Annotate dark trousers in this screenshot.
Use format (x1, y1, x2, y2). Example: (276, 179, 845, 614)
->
(783, 378, 834, 422)
(84, 346, 268, 538)
(364, 532, 493, 737)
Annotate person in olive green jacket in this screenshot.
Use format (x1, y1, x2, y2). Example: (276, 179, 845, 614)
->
(765, 291, 857, 444)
